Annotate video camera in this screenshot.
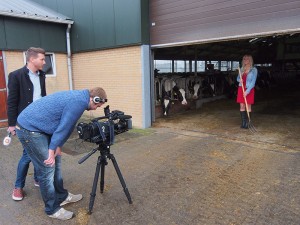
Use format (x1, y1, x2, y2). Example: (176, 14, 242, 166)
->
(77, 105, 132, 145)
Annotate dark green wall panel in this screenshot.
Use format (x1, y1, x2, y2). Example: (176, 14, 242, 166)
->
(39, 23, 67, 52)
(30, 0, 150, 52)
(0, 16, 66, 52)
(0, 17, 6, 48)
(5, 18, 41, 50)
(56, 0, 75, 19)
(72, 0, 95, 51)
(92, 0, 115, 48)
(114, 0, 141, 45)
(141, 0, 150, 44)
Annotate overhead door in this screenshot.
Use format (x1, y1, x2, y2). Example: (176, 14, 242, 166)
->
(150, 0, 300, 47)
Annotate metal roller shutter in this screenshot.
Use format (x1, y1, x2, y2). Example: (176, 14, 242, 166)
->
(150, 0, 300, 47)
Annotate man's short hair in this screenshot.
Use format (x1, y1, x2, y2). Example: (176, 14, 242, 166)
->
(89, 87, 107, 100)
(26, 47, 46, 62)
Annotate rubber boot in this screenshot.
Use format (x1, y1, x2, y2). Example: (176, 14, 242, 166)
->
(240, 111, 248, 129)
(240, 111, 245, 128)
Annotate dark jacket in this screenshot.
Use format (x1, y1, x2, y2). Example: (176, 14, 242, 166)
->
(7, 66, 46, 126)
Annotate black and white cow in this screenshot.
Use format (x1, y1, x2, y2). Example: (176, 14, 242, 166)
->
(187, 76, 203, 99)
(162, 79, 187, 116)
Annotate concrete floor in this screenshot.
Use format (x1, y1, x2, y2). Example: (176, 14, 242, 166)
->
(0, 81, 300, 225)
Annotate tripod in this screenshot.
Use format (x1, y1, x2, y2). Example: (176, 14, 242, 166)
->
(78, 143, 132, 214)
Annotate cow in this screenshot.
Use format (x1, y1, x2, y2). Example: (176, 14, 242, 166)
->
(154, 77, 163, 105)
(161, 78, 187, 116)
(187, 76, 203, 99)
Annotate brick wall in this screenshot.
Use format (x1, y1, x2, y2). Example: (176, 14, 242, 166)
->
(5, 51, 24, 73)
(4, 46, 146, 128)
(72, 46, 144, 128)
(45, 53, 70, 93)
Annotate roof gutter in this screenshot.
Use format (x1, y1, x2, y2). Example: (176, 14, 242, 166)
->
(0, 11, 73, 24)
(66, 24, 73, 90)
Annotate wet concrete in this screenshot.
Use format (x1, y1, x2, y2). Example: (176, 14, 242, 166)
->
(0, 82, 300, 225)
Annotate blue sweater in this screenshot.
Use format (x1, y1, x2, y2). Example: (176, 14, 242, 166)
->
(18, 89, 90, 150)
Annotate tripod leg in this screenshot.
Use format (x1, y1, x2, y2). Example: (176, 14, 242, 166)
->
(110, 154, 133, 204)
(100, 158, 105, 193)
(88, 156, 102, 214)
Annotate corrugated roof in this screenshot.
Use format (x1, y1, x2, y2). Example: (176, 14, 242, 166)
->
(0, 0, 73, 24)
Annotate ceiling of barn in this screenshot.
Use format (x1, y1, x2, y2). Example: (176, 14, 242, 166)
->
(153, 33, 300, 64)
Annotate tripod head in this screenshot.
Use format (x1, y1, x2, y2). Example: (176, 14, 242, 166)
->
(78, 143, 111, 164)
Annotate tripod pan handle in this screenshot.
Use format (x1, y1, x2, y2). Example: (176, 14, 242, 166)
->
(78, 148, 97, 164)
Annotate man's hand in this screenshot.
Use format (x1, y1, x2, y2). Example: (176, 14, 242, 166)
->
(44, 150, 55, 166)
(8, 126, 16, 135)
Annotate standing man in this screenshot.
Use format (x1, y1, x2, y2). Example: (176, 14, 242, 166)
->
(15, 87, 107, 220)
(7, 47, 47, 200)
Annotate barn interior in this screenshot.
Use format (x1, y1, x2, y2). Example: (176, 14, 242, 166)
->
(152, 32, 300, 145)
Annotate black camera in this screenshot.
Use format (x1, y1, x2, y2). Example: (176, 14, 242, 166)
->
(77, 106, 132, 145)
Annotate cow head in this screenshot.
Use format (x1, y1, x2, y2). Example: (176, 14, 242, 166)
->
(179, 88, 187, 105)
(173, 86, 187, 105)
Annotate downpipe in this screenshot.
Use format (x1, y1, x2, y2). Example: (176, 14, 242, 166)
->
(66, 24, 73, 90)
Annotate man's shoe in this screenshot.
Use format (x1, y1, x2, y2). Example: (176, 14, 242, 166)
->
(34, 181, 40, 187)
(48, 208, 73, 220)
(60, 192, 83, 206)
(12, 188, 24, 201)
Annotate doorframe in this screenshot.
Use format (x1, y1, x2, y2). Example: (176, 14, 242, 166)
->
(0, 51, 8, 127)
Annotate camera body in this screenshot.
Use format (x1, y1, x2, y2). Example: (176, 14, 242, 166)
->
(77, 106, 132, 145)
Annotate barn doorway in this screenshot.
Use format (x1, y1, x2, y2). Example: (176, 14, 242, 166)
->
(151, 33, 300, 143)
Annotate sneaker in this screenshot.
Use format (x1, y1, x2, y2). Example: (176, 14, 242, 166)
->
(12, 188, 24, 201)
(48, 208, 73, 220)
(34, 181, 40, 187)
(60, 192, 83, 206)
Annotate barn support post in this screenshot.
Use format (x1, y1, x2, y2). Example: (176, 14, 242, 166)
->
(141, 45, 152, 128)
(150, 49, 156, 124)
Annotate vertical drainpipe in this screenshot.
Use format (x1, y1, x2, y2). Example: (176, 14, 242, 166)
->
(66, 24, 73, 90)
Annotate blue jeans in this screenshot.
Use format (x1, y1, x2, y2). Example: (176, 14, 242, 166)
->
(15, 149, 38, 188)
(16, 128, 68, 215)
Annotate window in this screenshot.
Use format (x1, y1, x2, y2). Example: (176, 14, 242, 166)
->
(43, 53, 56, 76)
(191, 61, 205, 72)
(23, 52, 56, 76)
(232, 61, 240, 70)
(255, 63, 272, 67)
(221, 61, 230, 71)
(174, 60, 185, 72)
(209, 61, 219, 70)
(154, 60, 172, 73)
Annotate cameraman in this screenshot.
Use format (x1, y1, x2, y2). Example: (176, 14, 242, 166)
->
(15, 87, 107, 220)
